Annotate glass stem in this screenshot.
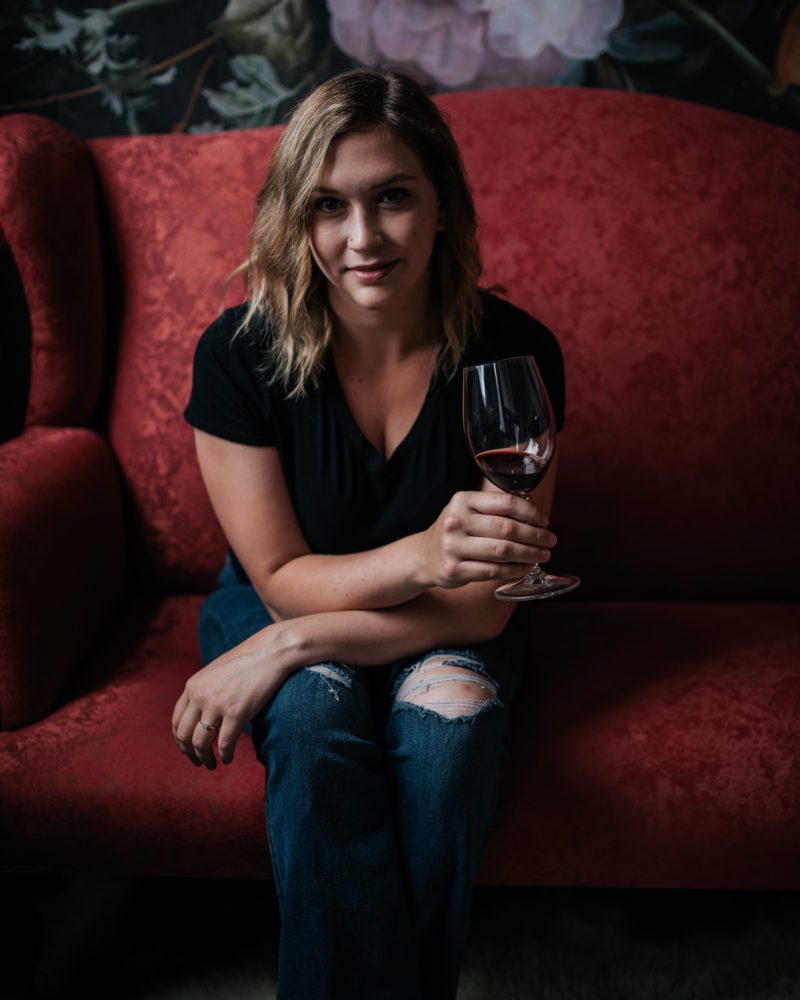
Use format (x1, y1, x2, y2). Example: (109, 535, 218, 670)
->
(524, 564, 545, 583)
(517, 490, 545, 583)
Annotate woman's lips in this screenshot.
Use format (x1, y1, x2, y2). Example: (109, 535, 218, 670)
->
(348, 260, 398, 283)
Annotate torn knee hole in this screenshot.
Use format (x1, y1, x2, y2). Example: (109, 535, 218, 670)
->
(306, 662, 354, 701)
(307, 663, 350, 685)
(394, 657, 497, 718)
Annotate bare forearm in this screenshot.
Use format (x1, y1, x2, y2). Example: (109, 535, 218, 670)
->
(255, 531, 430, 619)
(254, 462, 559, 622)
(269, 580, 515, 671)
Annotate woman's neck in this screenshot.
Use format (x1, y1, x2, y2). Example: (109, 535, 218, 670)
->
(329, 296, 438, 371)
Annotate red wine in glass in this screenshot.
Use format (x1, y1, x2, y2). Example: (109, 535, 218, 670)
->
(474, 448, 549, 495)
(463, 355, 580, 600)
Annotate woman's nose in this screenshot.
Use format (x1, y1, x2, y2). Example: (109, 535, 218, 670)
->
(347, 207, 382, 252)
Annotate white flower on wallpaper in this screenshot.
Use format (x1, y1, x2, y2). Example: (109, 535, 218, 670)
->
(327, 0, 624, 89)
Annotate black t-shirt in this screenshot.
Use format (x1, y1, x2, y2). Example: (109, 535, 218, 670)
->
(183, 290, 565, 584)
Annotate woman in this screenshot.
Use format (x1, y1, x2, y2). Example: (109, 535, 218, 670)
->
(175, 67, 565, 1000)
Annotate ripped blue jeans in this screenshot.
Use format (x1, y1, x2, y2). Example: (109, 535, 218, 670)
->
(198, 553, 535, 1000)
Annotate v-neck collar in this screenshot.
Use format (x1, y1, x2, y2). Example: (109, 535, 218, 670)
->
(325, 353, 440, 465)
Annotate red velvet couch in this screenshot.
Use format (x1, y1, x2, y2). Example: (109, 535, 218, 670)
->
(1, 87, 798, 889)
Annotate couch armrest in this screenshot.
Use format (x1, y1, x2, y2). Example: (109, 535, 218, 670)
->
(0, 426, 127, 730)
(0, 114, 105, 428)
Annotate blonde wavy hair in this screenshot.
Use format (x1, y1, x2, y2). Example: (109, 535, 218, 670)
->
(225, 68, 484, 399)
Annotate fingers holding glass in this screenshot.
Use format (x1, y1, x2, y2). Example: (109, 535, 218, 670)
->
(462, 356, 580, 601)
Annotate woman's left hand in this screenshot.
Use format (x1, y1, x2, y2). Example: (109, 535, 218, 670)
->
(171, 623, 296, 770)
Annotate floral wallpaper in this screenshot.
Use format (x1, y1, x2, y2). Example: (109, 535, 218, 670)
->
(0, 0, 798, 137)
(327, 1, 623, 90)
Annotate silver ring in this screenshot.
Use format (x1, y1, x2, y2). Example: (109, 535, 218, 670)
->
(199, 721, 217, 731)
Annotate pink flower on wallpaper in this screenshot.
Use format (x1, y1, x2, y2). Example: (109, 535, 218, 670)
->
(327, 0, 624, 90)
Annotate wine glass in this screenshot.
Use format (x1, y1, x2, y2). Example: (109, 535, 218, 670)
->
(462, 355, 580, 600)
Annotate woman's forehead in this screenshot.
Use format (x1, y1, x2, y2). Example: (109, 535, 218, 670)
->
(316, 126, 428, 190)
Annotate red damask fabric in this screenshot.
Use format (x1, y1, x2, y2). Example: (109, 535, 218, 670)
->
(1, 595, 270, 879)
(491, 601, 800, 889)
(0, 427, 127, 729)
(439, 87, 800, 601)
(0, 115, 106, 427)
(78, 88, 800, 598)
(2, 88, 799, 886)
(1, 599, 797, 887)
(89, 126, 283, 592)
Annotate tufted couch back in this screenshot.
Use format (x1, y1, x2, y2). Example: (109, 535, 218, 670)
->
(6, 88, 800, 600)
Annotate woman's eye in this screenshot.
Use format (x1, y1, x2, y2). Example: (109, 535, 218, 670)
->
(379, 187, 410, 205)
(314, 197, 342, 213)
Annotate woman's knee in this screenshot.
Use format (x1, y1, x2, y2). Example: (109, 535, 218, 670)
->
(385, 650, 511, 793)
(250, 661, 373, 757)
(390, 649, 504, 721)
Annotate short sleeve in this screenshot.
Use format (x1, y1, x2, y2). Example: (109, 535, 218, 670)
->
(183, 306, 279, 447)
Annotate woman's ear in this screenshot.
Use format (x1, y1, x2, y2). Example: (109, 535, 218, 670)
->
(436, 200, 446, 231)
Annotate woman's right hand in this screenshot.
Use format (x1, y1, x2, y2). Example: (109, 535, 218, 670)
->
(416, 490, 558, 590)
(172, 622, 299, 770)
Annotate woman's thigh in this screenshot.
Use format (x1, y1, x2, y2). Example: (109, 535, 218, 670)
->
(249, 659, 378, 770)
(196, 557, 277, 737)
(198, 556, 377, 745)
(197, 558, 274, 666)
(364, 606, 535, 814)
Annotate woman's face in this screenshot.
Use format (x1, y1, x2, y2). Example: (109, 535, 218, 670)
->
(308, 125, 444, 323)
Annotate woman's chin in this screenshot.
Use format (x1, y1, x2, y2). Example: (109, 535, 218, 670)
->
(333, 285, 406, 317)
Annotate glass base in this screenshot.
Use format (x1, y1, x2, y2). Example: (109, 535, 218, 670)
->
(495, 570, 581, 602)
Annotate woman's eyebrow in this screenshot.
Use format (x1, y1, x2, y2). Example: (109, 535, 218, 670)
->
(312, 172, 419, 194)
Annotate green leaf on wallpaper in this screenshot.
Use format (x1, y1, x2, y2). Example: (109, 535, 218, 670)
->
(17, 9, 83, 53)
(98, 89, 157, 135)
(151, 66, 177, 86)
(202, 54, 292, 127)
(607, 12, 694, 63)
(214, 0, 316, 78)
(100, 88, 124, 117)
(96, 64, 173, 134)
(83, 31, 144, 75)
(18, 5, 144, 76)
(609, 1, 756, 65)
(231, 52, 288, 95)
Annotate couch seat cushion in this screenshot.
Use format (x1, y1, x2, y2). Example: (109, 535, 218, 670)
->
(1, 599, 797, 888)
(0, 595, 269, 879)
(492, 601, 800, 889)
